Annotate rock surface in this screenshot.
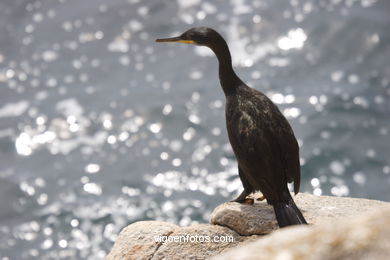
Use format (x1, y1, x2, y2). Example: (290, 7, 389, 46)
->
(106, 193, 390, 260)
(210, 193, 388, 235)
(105, 221, 179, 260)
(152, 224, 258, 260)
(212, 206, 390, 260)
(106, 221, 259, 260)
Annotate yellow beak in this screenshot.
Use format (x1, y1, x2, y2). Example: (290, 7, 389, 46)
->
(156, 37, 194, 44)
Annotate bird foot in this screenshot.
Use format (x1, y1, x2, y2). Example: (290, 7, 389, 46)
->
(256, 195, 265, 201)
(230, 190, 250, 204)
(230, 197, 254, 205)
(242, 198, 255, 205)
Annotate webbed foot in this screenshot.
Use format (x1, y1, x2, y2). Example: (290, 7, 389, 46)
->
(256, 194, 265, 201)
(230, 190, 251, 204)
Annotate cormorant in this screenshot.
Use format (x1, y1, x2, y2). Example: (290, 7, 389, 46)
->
(156, 27, 307, 227)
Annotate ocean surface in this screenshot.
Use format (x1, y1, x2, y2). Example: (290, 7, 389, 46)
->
(0, 0, 389, 259)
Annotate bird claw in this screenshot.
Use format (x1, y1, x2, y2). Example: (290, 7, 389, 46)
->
(230, 190, 250, 203)
(243, 198, 255, 205)
(230, 198, 254, 205)
(256, 195, 265, 201)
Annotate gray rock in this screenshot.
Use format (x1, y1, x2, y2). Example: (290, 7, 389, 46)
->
(106, 193, 390, 260)
(212, 205, 390, 260)
(152, 224, 258, 260)
(105, 221, 179, 260)
(106, 221, 259, 260)
(210, 193, 388, 235)
(210, 201, 276, 235)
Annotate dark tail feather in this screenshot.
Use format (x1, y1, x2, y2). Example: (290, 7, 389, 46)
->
(273, 199, 307, 227)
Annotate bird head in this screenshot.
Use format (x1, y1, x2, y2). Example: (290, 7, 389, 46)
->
(156, 27, 221, 47)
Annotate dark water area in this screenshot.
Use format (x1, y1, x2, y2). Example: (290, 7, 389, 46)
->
(0, 0, 389, 259)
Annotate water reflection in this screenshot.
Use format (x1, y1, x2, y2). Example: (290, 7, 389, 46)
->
(278, 28, 307, 50)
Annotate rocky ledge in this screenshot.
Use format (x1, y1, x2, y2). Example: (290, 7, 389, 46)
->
(106, 193, 390, 260)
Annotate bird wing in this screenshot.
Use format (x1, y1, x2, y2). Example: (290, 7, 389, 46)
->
(266, 105, 301, 194)
(249, 92, 301, 194)
(226, 89, 301, 195)
(274, 120, 301, 194)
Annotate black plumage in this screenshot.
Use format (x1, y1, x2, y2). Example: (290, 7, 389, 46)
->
(156, 27, 307, 227)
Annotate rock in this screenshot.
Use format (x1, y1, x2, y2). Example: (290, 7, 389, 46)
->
(106, 194, 390, 260)
(106, 222, 259, 260)
(210, 192, 388, 235)
(152, 224, 258, 259)
(210, 200, 276, 236)
(212, 206, 390, 260)
(105, 221, 179, 260)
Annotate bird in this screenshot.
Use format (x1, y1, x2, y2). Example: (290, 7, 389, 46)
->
(156, 27, 307, 227)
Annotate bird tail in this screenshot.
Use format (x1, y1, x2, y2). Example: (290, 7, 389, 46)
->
(273, 199, 307, 227)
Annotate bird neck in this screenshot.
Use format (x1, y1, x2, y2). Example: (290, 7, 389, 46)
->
(210, 40, 241, 96)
